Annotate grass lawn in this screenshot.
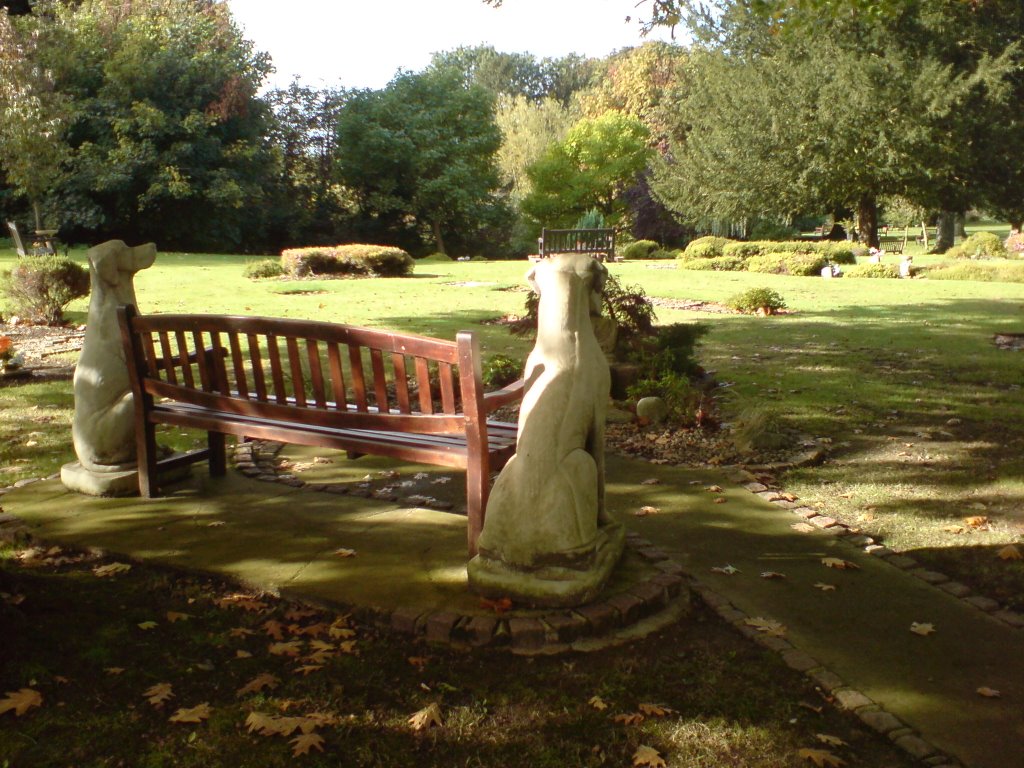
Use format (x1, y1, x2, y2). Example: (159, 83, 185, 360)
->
(1, 238, 1020, 764)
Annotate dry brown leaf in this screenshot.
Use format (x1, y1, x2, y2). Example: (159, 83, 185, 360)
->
(290, 732, 325, 756)
(588, 695, 608, 711)
(262, 619, 286, 640)
(169, 702, 211, 724)
(0, 688, 43, 717)
(408, 656, 429, 670)
(760, 571, 786, 580)
(634, 506, 660, 517)
(235, 650, 253, 659)
(798, 748, 846, 767)
(637, 702, 673, 717)
(632, 745, 667, 767)
(815, 734, 848, 748)
(294, 665, 323, 676)
(612, 712, 645, 725)
(338, 640, 358, 655)
(93, 562, 131, 578)
(910, 622, 936, 636)
(283, 607, 318, 622)
(640, 478, 661, 485)
(329, 626, 356, 640)
(710, 564, 739, 575)
(268, 640, 304, 657)
(791, 522, 817, 533)
(104, 667, 126, 675)
(143, 683, 174, 708)
(997, 545, 1022, 561)
(137, 620, 158, 630)
(821, 558, 859, 570)
(245, 711, 281, 735)
(713, 496, 728, 504)
(333, 548, 357, 558)
(297, 622, 329, 638)
(479, 596, 513, 614)
(165, 611, 190, 623)
(744, 616, 787, 637)
(229, 627, 256, 638)
(408, 702, 443, 731)
(215, 594, 268, 612)
(963, 515, 989, 528)
(706, 485, 723, 493)
(813, 583, 837, 592)
(237, 673, 280, 697)
(976, 686, 1001, 698)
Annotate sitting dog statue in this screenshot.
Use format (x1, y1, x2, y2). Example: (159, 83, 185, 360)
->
(61, 240, 156, 495)
(468, 253, 624, 607)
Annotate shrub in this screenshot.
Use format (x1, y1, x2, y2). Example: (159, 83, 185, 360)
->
(336, 244, 415, 276)
(281, 247, 346, 277)
(681, 236, 732, 259)
(819, 242, 860, 264)
(749, 220, 799, 240)
(619, 239, 659, 260)
(722, 241, 770, 260)
(732, 406, 793, 453)
(482, 354, 523, 388)
(678, 254, 747, 271)
(243, 258, 286, 280)
(647, 248, 680, 260)
(747, 252, 827, 276)
(1, 255, 90, 325)
(952, 231, 1007, 260)
(844, 263, 900, 279)
(923, 261, 1024, 283)
(727, 287, 787, 315)
(627, 371, 703, 426)
(1005, 232, 1024, 257)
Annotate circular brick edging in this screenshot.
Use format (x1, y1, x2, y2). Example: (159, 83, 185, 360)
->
(232, 440, 691, 652)
(729, 468, 1024, 633)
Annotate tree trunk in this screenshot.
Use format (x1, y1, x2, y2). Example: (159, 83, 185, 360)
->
(32, 201, 42, 232)
(935, 211, 956, 253)
(432, 218, 446, 255)
(954, 212, 967, 239)
(857, 195, 879, 248)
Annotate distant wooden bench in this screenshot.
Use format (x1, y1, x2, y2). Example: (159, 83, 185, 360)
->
(117, 306, 524, 555)
(882, 227, 908, 255)
(539, 228, 616, 261)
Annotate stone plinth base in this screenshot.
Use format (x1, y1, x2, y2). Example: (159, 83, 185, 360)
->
(60, 461, 141, 497)
(467, 522, 626, 608)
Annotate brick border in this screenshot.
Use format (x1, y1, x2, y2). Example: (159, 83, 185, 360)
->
(730, 469, 1024, 632)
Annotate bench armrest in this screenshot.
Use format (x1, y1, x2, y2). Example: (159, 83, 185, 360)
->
(483, 378, 525, 413)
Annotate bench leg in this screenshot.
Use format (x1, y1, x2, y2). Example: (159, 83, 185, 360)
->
(465, 458, 488, 558)
(209, 432, 227, 477)
(137, 419, 159, 498)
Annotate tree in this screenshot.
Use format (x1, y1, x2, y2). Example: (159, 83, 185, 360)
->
(9, 0, 278, 251)
(494, 94, 575, 203)
(335, 68, 505, 255)
(521, 111, 651, 229)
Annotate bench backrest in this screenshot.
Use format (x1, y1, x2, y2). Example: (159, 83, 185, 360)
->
(117, 307, 487, 436)
(6, 222, 26, 257)
(540, 228, 615, 260)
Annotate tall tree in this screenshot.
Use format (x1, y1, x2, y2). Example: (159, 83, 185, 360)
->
(335, 68, 505, 255)
(494, 94, 575, 203)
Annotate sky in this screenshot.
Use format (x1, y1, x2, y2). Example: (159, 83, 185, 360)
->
(227, 0, 681, 91)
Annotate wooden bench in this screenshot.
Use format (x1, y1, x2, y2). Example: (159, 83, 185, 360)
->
(881, 227, 908, 255)
(539, 228, 616, 261)
(117, 306, 524, 555)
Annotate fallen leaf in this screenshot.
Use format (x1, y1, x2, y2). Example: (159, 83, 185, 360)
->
(813, 583, 837, 592)
(235, 650, 253, 659)
(744, 616, 787, 637)
(798, 748, 846, 767)
(245, 711, 284, 735)
(262, 620, 286, 640)
(137, 621, 158, 630)
(706, 485, 723, 493)
(612, 712, 645, 725)
(640, 478, 661, 485)
(294, 665, 323, 676)
(760, 571, 786, 580)
(997, 545, 1022, 561)
(815, 734, 848, 748)
(0, 688, 43, 717)
(215, 594, 268, 612)
(713, 497, 728, 504)
(284, 607, 318, 622)
(963, 515, 989, 528)
(290, 732, 325, 756)
(791, 522, 817, 533)
(408, 702, 443, 731)
(638, 702, 673, 717)
(333, 548, 357, 558)
(165, 611, 190, 623)
(104, 667, 126, 675)
(338, 640, 358, 655)
(910, 622, 936, 636)
(94, 562, 131, 578)
(169, 702, 211, 724)
(408, 656, 429, 670)
(710, 564, 740, 575)
(237, 673, 280, 697)
(634, 506, 660, 517)
(296, 622, 329, 638)
(821, 558, 859, 570)
(229, 627, 256, 638)
(143, 682, 174, 708)
(479, 596, 513, 614)
(942, 525, 965, 534)
(588, 695, 608, 711)
(207, 520, 226, 527)
(632, 745, 667, 767)
(976, 686, 1001, 698)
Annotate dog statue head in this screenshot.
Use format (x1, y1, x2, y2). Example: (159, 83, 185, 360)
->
(87, 240, 157, 305)
(526, 253, 608, 318)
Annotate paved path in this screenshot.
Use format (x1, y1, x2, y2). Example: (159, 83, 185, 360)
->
(4, 451, 1021, 768)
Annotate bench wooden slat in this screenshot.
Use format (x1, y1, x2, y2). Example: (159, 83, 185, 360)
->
(414, 357, 433, 414)
(193, 331, 213, 391)
(307, 339, 327, 409)
(142, 332, 159, 378)
(369, 348, 388, 412)
(247, 333, 267, 401)
(228, 333, 249, 399)
(392, 353, 411, 414)
(327, 342, 346, 410)
(439, 362, 455, 414)
(175, 331, 194, 388)
(210, 331, 230, 394)
(267, 334, 287, 405)
(348, 344, 368, 412)
(285, 336, 305, 407)
(156, 331, 177, 385)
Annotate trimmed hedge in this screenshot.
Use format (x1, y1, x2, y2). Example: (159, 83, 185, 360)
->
(681, 236, 731, 259)
(281, 244, 414, 278)
(681, 238, 859, 272)
(845, 263, 899, 279)
(243, 258, 286, 279)
(947, 231, 1007, 260)
(678, 254, 748, 271)
(727, 287, 787, 314)
(619, 239, 659, 260)
(747, 252, 828, 277)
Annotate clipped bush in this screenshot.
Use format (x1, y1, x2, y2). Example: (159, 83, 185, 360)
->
(482, 354, 523, 389)
(727, 287, 787, 315)
(678, 254, 747, 271)
(952, 231, 1006, 260)
(844, 263, 900, 279)
(681, 236, 731, 259)
(619, 239, 659, 260)
(337, 244, 415, 276)
(243, 258, 286, 280)
(647, 248, 680, 260)
(747, 252, 827, 276)
(818, 242, 860, 264)
(281, 247, 344, 277)
(1, 255, 89, 325)
(1005, 232, 1024, 257)
(923, 261, 1024, 283)
(722, 241, 770, 260)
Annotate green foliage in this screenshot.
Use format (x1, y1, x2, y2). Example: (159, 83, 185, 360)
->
(647, 248, 680, 260)
(747, 252, 827, 277)
(482, 354, 523, 388)
(923, 261, 1024, 283)
(242, 258, 286, 280)
(844, 263, 900, 279)
(280, 245, 414, 278)
(494, 94, 575, 203)
(732, 406, 793, 453)
(749, 220, 799, 240)
(573, 208, 606, 230)
(1, 255, 89, 325)
(950, 232, 1007, 260)
(627, 371, 703, 425)
(620, 239, 660, 260)
(727, 286, 787, 314)
(681, 236, 731, 259)
(678, 254, 747, 271)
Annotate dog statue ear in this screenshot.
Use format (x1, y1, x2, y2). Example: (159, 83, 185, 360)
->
(525, 266, 540, 296)
(592, 259, 608, 295)
(90, 248, 120, 288)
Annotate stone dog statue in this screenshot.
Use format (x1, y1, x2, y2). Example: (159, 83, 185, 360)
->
(61, 240, 156, 495)
(468, 253, 624, 607)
